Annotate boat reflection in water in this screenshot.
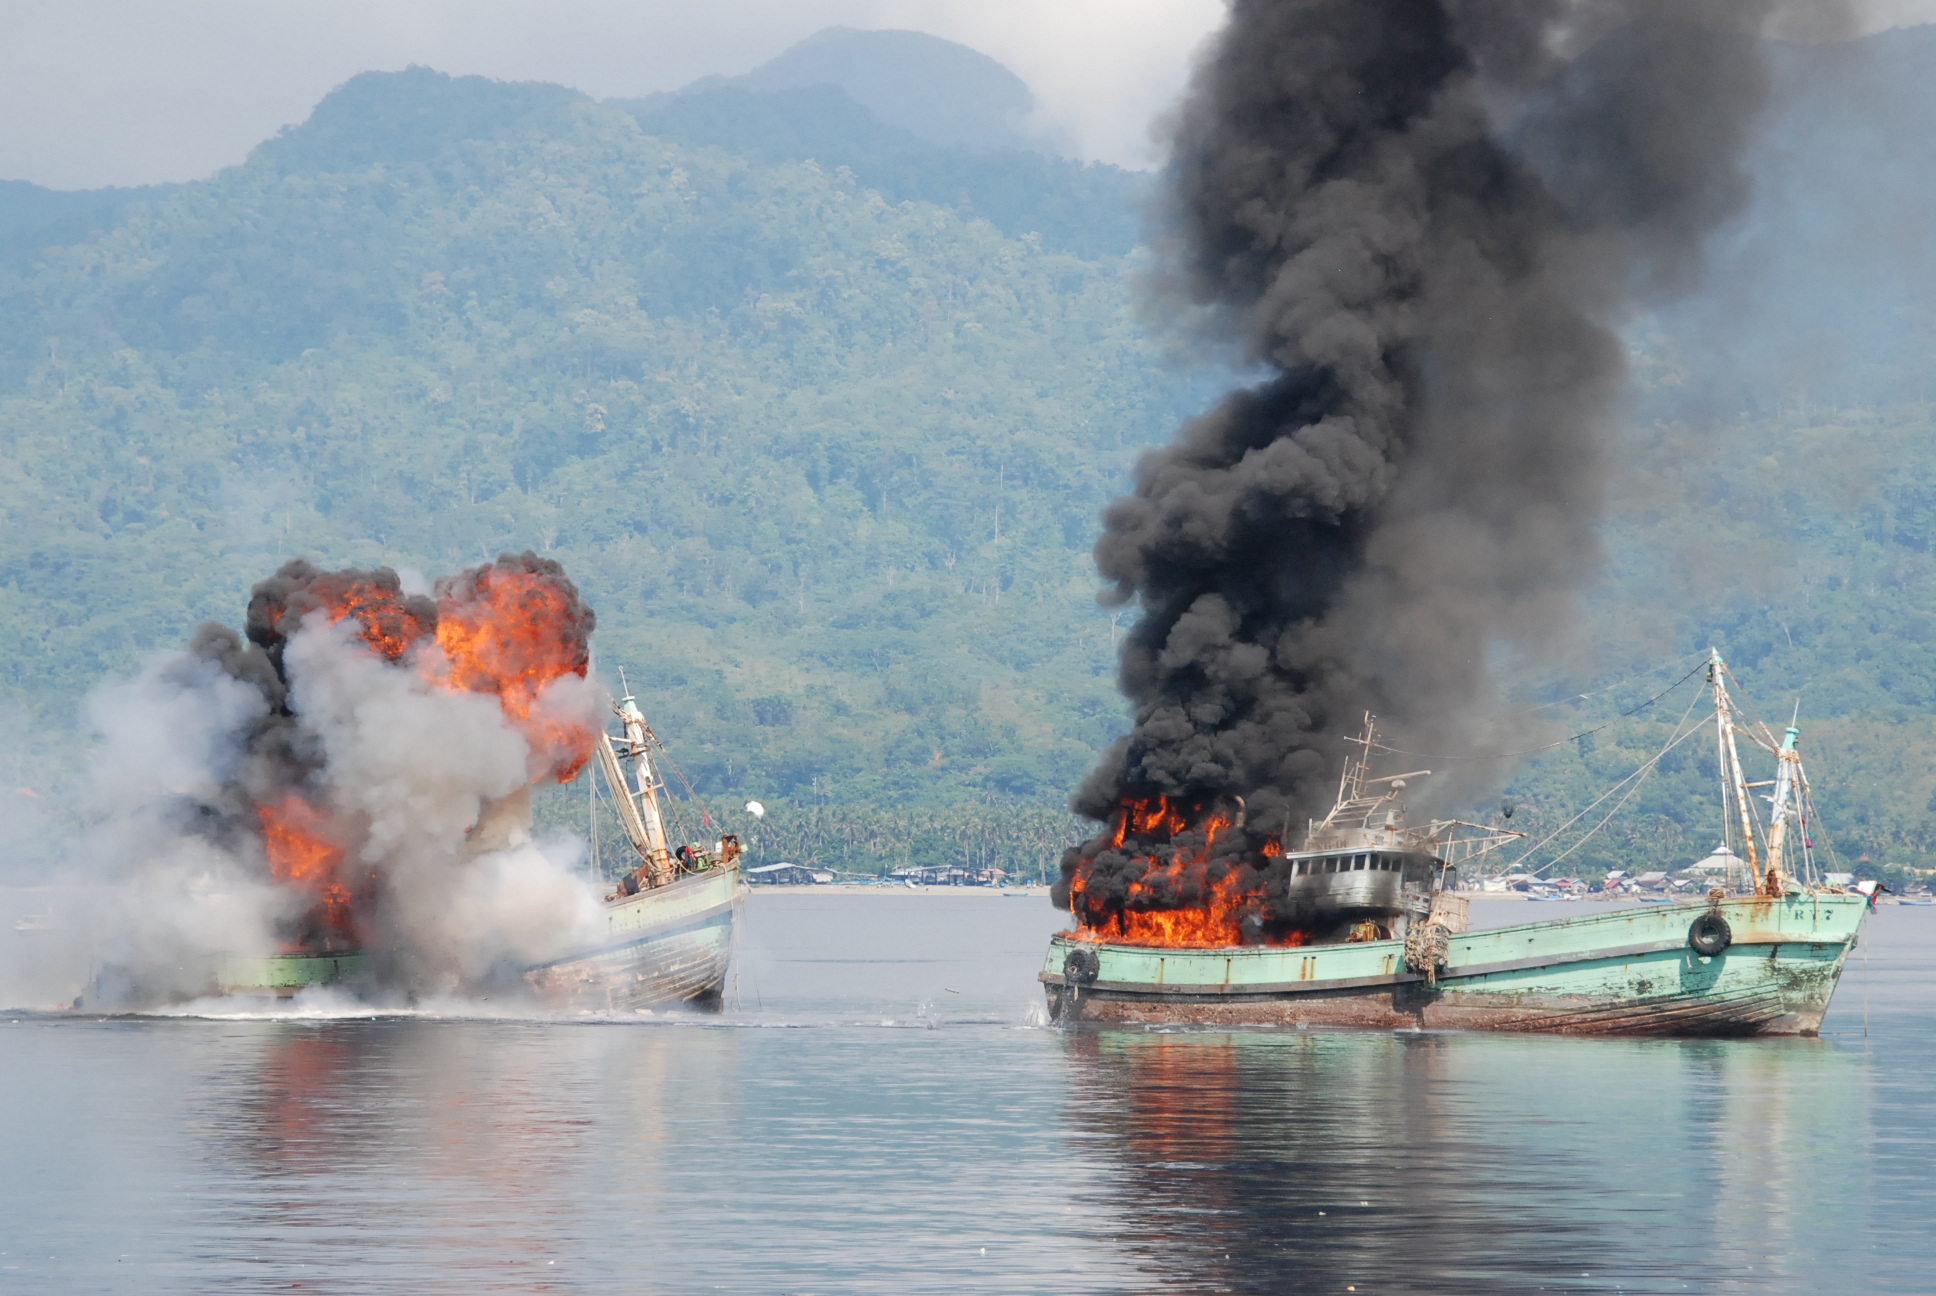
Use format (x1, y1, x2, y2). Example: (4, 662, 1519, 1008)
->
(1057, 1026, 1868, 1293)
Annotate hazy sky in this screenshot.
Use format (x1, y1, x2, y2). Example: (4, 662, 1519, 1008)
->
(3, 1, 1932, 191)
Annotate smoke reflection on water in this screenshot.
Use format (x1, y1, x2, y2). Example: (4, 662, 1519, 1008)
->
(0, 900, 1928, 1295)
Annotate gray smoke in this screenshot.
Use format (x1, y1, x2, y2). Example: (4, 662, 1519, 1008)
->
(1058, 0, 1852, 924)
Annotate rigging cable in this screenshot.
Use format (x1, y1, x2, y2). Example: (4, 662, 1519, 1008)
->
(653, 739, 722, 847)
(1374, 658, 1710, 762)
(1500, 650, 1709, 718)
(1509, 683, 1710, 877)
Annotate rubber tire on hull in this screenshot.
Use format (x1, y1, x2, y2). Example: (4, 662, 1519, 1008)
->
(1064, 948, 1100, 985)
(1688, 912, 1732, 957)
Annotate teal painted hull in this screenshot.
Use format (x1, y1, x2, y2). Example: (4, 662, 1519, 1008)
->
(1042, 893, 1867, 1036)
(216, 951, 369, 997)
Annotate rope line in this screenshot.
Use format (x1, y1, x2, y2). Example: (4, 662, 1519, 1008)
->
(1501, 650, 1709, 718)
(1375, 659, 1709, 762)
(1509, 685, 1709, 877)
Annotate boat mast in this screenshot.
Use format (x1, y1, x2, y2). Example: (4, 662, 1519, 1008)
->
(1709, 649, 1763, 893)
(1313, 715, 1429, 838)
(1763, 704, 1802, 896)
(596, 673, 676, 886)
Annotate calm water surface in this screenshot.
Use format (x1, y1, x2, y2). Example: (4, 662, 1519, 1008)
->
(3, 894, 1932, 1294)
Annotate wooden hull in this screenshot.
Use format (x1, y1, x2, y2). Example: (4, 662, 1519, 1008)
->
(1042, 893, 1867, 1037)
(523, 865, 740, 1012)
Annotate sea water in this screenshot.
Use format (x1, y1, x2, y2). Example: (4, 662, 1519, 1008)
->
(1, 893, 1930, 1294)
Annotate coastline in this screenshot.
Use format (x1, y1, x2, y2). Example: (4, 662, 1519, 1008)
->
(747, 882, 1055, 896)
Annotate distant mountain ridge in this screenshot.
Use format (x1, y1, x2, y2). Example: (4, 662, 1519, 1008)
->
(0, 179, 175, 266)
(615, 84, 1146, 261)
(680, 27, 1038, 152)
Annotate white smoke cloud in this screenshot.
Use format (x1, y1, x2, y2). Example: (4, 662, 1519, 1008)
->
(0, 616, 609, 1012)
(282, 620, 605, 996)
(4, 648, 298, 1008)
(83, 650, 268, 809)
(285, 621, 531, 857)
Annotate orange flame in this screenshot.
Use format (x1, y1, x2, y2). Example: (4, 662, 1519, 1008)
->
(258, 792, 358, 948)
(433, 564, 595, 780)
(241, 555, 598, 955)
(263, 569, 433, 661)
(1070, 796, 1303, 949)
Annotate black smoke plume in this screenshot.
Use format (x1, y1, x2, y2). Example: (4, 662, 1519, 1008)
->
(1057, 0, 1850, 925)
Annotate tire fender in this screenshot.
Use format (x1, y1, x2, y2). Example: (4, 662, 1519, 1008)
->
(1688, 912, 1732, 957)
(1064, 947, 1100, 986)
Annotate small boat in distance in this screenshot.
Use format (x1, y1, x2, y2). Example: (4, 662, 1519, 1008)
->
(1042, 650, 1868, 1037)
(524, 680, 741, 1011)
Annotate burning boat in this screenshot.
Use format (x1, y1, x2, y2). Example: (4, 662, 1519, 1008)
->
(202, 679, 740, 1010)
(1042, 652, 1868, 1036)
(85, 554, 738, 1012)
(522, 681, 741, 1011)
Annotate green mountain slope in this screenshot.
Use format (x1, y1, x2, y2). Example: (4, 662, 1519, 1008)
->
(1493, 404, 1936, 887)
(0, 67, 1214, 868)
(8, 34, 1936, 883)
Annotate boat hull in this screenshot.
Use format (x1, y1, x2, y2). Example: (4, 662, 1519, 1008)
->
(524, 865, 740, 1012)
(1042, 894, 1866, 1037)
(215, 951, 369, 997)
(139, 867, 740, 1011)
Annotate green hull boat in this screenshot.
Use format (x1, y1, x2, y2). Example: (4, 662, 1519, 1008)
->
(1046, 651, 1869, 1038)
(1043, 892, 1866, 1036)
(213, 950, 370, 998)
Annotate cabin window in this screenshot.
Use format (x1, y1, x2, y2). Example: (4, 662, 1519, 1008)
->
(1355, 855, 1367, 871)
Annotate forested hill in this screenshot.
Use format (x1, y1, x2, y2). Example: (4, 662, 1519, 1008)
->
(0, 64, 1214, 857)
(8, 33, 1936, 882)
